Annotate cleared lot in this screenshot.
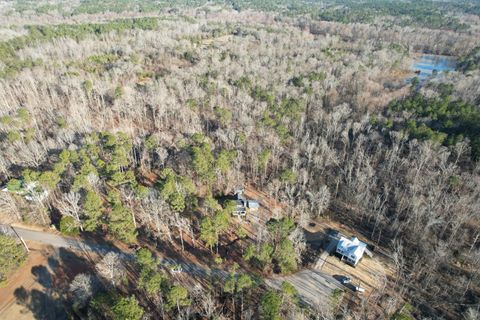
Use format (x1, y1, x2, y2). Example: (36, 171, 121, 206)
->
(306, 218, 395, 296)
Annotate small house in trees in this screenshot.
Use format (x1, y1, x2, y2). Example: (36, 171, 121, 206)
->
(232, 187, 260, 217)
(2, 180, 49, 202)
(336, 236, 367, 266)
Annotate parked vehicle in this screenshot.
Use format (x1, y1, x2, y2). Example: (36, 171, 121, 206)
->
(354, 286, 365, 293)
(341, 277, 351, 284)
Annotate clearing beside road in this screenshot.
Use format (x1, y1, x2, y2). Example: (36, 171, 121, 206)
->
(0, 242, 95, 320)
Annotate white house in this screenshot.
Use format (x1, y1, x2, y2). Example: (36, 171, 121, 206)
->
(336, 236, 367, 266)
(232, 187, 260, 217)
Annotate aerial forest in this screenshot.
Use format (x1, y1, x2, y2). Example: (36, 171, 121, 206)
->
(0, 1, 479, 320)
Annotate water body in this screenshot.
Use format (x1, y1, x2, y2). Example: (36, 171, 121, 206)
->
(411, 54, 457, 81)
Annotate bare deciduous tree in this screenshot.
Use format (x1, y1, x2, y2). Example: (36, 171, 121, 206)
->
(95, 252, 125, 287)
(69, 273, 98, 308)
(56, 191, 83, 231)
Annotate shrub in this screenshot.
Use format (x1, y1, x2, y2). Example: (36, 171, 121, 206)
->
(60, 216, 79, 236)
(0, 234, 27, 284)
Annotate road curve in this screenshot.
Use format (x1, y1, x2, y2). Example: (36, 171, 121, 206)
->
(11, 226, 226, 279)
(10, 226, 339, 306)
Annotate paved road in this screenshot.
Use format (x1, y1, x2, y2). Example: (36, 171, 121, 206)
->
(12, 226, 114, 255)
(10, 226, 339, 307)
(11, 226, 226, 279)
(265, 269, 341, 307)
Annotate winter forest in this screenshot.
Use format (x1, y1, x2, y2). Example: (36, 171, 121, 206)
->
(0, 1, 479, 320)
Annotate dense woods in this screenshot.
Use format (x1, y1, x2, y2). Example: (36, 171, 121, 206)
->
(459, 46, 480, 71)
(0, 1, 479, 319)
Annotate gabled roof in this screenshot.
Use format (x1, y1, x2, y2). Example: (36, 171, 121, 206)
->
(337, 236, 367, 262)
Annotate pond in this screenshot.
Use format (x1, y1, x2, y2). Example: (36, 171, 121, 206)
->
(411, 54, 457, 81)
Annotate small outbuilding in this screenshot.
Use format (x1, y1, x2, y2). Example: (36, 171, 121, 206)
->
(336, 236, 367, 266)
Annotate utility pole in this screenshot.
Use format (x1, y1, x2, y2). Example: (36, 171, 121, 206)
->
(11, 226, 29, 252)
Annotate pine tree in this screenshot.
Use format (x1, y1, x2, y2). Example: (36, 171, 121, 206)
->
(112, 296, 144, 320)
(83, 190, 104, 232)
(260, 290, 282, 320)
(166, 285, 190, 312)
(108, 202, 137, 244)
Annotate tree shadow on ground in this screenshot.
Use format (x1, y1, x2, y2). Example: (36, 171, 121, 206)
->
(14, 287, 66, 320)
(304, 228, 331, 250)
(13, 247, 94, 320)
(31, 266, 53, 288)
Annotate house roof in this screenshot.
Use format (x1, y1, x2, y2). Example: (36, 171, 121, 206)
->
(247, 200, 260, 208)
(337, 236, 367, 261)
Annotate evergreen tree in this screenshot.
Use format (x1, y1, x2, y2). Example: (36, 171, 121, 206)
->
(274, 239, 297, 273)
(191, 141, 215, 182)
(200, 217, 217, 251)
(135, 248, 157, 270)
(59, 215, 79, 235)
(281, 281, 299, 305)
(0, 234, 27, 283)
(200, 205, 232, 252)
(158, 168, 195, 212)
(108, 202, 137, 244)
(166, 285, 190, 312)
(215, 149, 236, 174)
(260, 290, 282, 320)
(112, 296, 144, 320)
(138, 269, 165, 297)
(83, 190, 104, 232)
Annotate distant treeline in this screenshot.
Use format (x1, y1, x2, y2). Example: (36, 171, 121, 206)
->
(317, 0, 471, 31)
(10, 0, 480, 31)
(0, 17, 158, 78)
